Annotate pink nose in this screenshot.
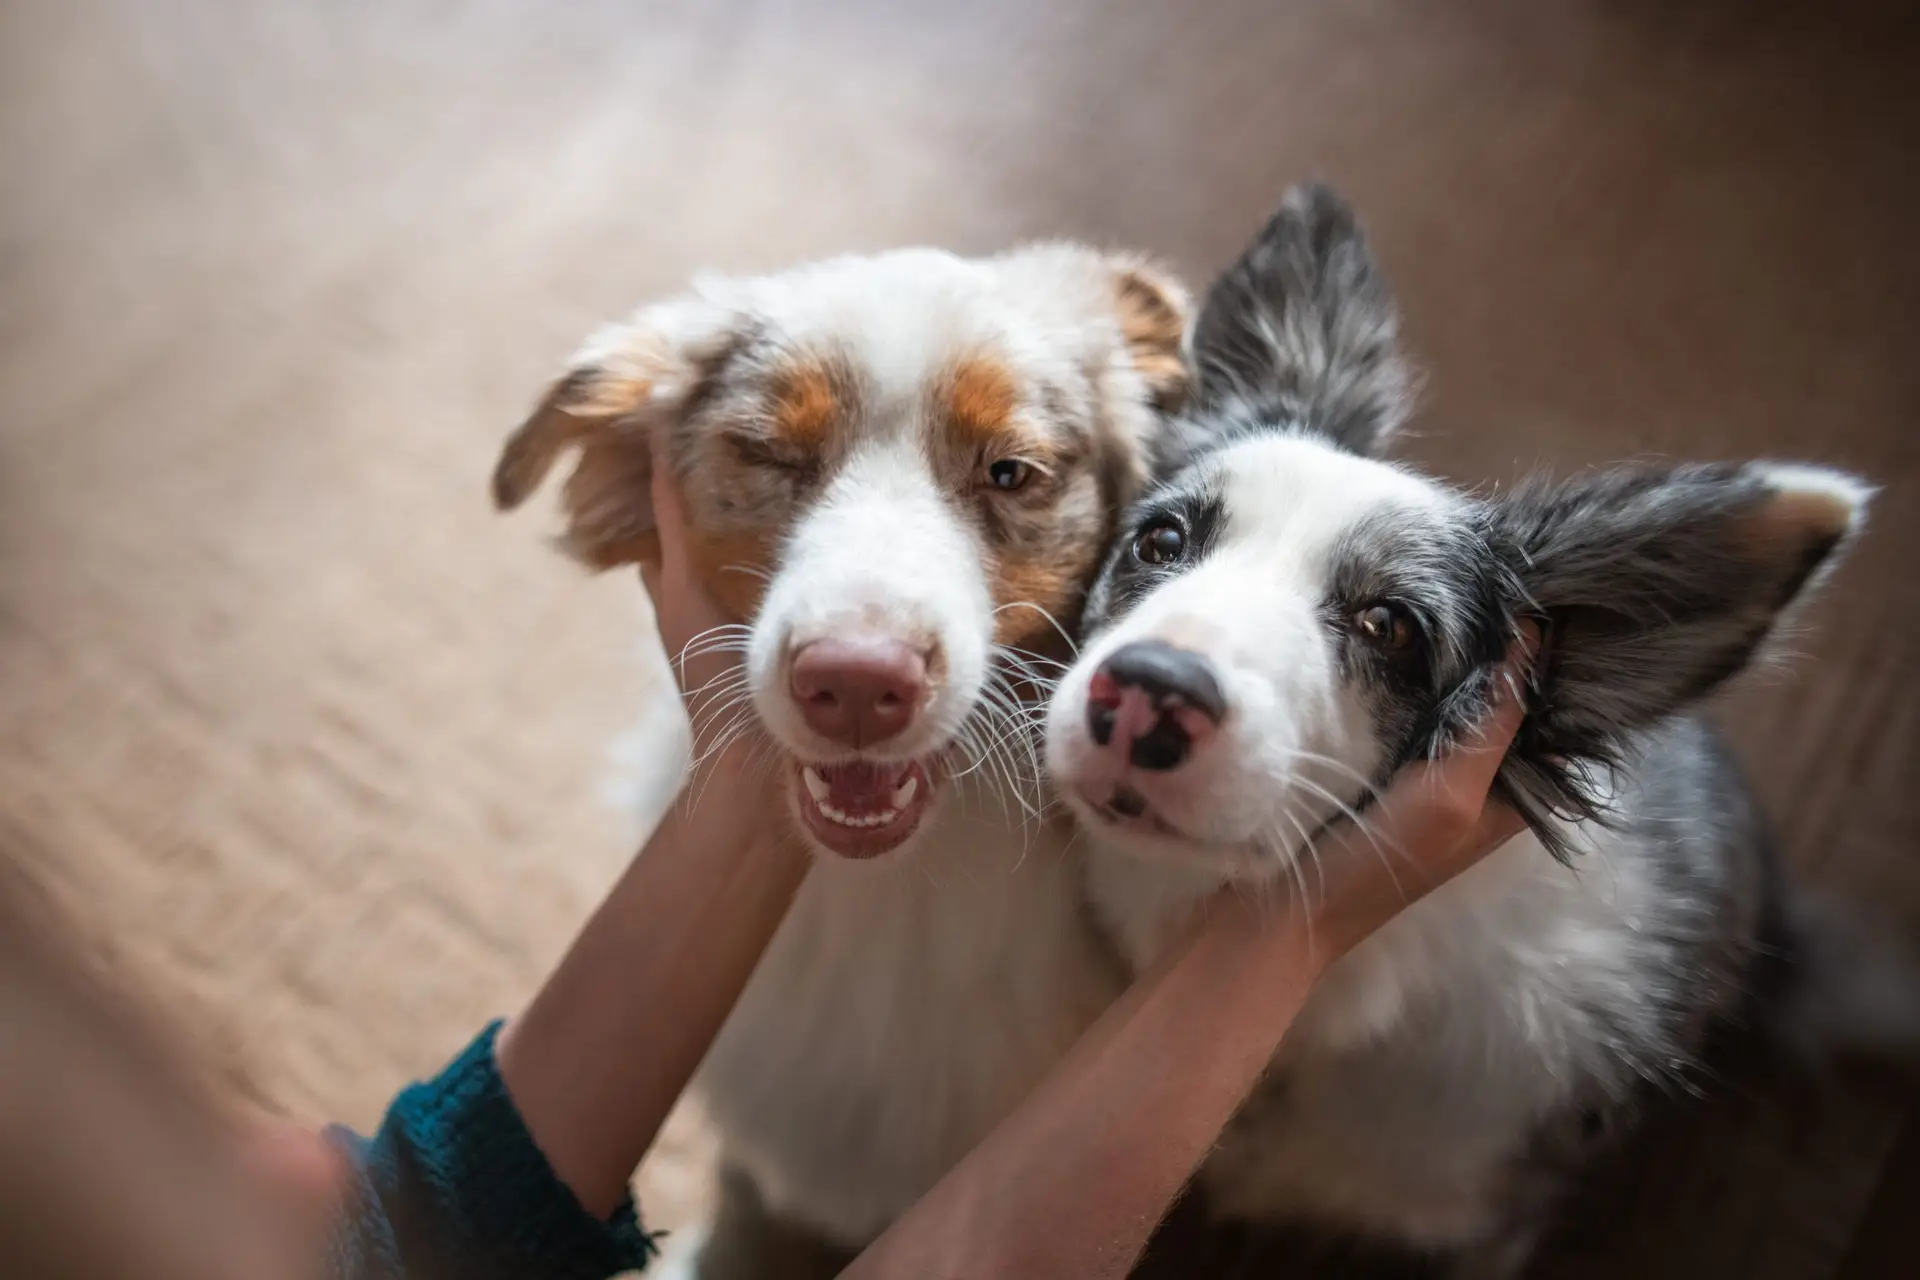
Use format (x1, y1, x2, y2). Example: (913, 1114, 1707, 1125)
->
(789, 635, 931, 748)
(1086, 641, 1225, 771)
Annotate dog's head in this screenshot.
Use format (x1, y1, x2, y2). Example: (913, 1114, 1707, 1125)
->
(496, 245, 1188, 859)
(1046, 185, 1871, 878)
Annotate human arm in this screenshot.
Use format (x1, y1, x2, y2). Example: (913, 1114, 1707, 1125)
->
(847, 640, 1533, 1279)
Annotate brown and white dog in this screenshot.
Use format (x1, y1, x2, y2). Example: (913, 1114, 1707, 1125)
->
(494, 243, 1190, 1269)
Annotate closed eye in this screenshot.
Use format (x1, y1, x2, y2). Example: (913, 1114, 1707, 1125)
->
(728, 433, 815, 475)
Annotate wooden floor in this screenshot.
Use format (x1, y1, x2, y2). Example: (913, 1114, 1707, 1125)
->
(1, 1, 1914, 1273)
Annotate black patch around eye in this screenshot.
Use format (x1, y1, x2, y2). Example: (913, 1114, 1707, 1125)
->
(1084, 478, 1224, 631)
(1326, 510, 1513, 782)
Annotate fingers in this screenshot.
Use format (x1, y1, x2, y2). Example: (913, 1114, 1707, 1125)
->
(647, 437, 689, 573)
(1474, 801, 1530, 851)
(1341, 624, 1539, 874)
(642, 438, 697, 663)
(1298, 627, 1542, 959)
(1425, 622, 1539, 807)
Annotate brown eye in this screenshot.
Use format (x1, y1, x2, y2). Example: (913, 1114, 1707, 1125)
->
(986, 459, 1031, 492)
(1354, 603, 1415, 651)
(1133, 520, 1186, 565)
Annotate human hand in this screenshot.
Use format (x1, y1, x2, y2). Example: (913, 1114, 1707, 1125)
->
(637, 444, 733, 673)
(493, 441, 801, 1214)
(1284, 626, 1536, 968)
(843, 630, 1538, 1280)
(636, 442, 758, 765)
(496, 445, 803, 1220)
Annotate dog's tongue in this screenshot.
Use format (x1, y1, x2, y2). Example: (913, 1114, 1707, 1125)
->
(817, 761, 911, 814)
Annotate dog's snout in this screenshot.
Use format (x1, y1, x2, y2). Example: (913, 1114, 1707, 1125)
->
(789, 635, 931, 748)
(1100, 642, 1228, 721)
(1087, 641, 1225, 772)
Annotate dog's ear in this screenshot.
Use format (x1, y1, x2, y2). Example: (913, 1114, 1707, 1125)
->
(1107, 256, 1192, 414)
(1186, 183, 1410, 458)
(1488, 461, 1871, 833)
(492, 304, 747, 569)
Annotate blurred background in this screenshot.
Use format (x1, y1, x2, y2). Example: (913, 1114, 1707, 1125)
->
(1, 0, 1915, 1273)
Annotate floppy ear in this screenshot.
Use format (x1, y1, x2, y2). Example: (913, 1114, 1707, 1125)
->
(492, 303, 747, 569)
(1106, 255, 1192, 414)
(1489, 460, 1872, 836)
(1184, 182, 1410, 459)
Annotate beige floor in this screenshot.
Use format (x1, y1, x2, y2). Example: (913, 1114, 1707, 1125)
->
(2, 0, 1915, 1272)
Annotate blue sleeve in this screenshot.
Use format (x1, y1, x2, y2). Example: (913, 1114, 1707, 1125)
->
(323, 1021, 661, 1279)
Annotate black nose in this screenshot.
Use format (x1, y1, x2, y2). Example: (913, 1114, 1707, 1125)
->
(1100, 641, 1227, 722)
(1089, 640, 1227, 773)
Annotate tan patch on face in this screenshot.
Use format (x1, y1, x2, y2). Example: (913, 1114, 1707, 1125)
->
(770, 363, 840, 449)
(938, 353, 1103, 654)
(992, 551, 1090, 653)
(686, 527, 775, 623)
(1112, 264, 1190, 411)
(946, 356, 1021, 446)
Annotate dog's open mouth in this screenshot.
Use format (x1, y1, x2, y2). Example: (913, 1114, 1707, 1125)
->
(792, 759, 936, 859)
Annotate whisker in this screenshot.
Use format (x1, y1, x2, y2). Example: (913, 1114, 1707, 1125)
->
(967, 675, 1059, 825)
(1270, 828, 1317, 956)
(681, 668, 753, 706)
(1276, 747, 1377, 795)
(991, 642, 1073, 675)
(991, 602, 1081, 657)
(1280, 805, 1329, 912)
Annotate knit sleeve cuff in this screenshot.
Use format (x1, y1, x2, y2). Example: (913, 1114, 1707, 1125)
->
(326, 1020, 660, 1279)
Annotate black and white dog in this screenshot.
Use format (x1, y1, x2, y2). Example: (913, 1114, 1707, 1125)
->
(1046, 186, 1899, 1274)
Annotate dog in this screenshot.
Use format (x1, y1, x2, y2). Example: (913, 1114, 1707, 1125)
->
(1045, 185, 1904, 1276)
(492, 241, 1194, 1272)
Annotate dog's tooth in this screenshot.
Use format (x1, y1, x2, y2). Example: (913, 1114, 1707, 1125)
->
(803, 767, 830, 804)
(816, 796, 906, 829)
(891, 776, 918, 808)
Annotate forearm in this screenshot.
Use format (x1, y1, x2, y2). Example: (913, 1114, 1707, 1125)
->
(497, 750, 807, 1218)
(326, 1024, 659, 1280)
(847, 900, 1327, 1280)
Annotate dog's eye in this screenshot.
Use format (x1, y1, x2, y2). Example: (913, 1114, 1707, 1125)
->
(1354, 603, 1416, 651)
(729, 433, 813, 476)
(985, 459, 1031, 492)
(1132, 519, 1186, 566)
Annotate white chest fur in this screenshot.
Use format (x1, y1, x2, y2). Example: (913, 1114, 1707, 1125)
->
(1085, 819, 1677, 1247)
(694, 789, 1125, 1246)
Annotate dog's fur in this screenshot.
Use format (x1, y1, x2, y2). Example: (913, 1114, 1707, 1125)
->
(494, 243, 1190, 1263)
(1046, 186, 1894, 1275)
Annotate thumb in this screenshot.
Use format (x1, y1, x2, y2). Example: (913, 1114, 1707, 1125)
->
(647, 438, 690, 577)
